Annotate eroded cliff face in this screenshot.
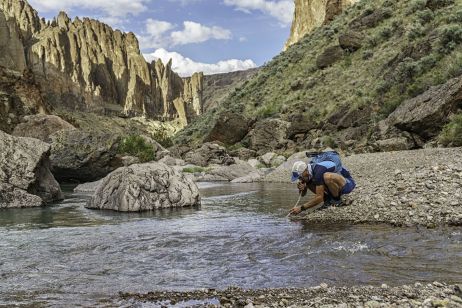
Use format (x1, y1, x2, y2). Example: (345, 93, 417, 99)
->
(0, 0, 203, 125)
(285, 0, 360, 50)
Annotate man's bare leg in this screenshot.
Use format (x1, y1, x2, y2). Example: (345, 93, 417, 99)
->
(323, 172, 346, 198)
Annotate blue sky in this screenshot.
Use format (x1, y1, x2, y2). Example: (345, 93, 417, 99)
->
(28, 0, 294, 76)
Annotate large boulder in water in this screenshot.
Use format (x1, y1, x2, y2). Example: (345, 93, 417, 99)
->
(0, 130, 63, 208)
(86, 163, 200, 212)
(49, 129, 122, 182)
(12, 114, 75, 142)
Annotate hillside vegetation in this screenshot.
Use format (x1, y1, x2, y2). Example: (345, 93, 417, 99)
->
(176, 0, 462, 154)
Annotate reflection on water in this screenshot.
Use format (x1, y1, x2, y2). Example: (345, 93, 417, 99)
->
(0, 182, 461, 306)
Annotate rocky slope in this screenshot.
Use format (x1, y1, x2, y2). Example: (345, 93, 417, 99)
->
(0, 0, 203, 125)
(176, 0, 462, 155)
(202, 68, 259, 111)
(264, 147, 462, 228)
(285, 0, 360, 50)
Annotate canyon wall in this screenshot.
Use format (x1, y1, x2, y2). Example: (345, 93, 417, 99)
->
(285, 0, 359, 50)
(0, 0, 203, 125)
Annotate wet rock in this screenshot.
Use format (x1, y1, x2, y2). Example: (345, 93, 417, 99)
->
(231, 172, 262, 183)
(86, 163, 200, 212)
(73, 179, 103, 193)
(12, 114, 75, 142)
(0, 130, 62, 208)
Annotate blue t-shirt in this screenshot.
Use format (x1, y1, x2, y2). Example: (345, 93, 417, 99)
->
(312, 161, 336, 186)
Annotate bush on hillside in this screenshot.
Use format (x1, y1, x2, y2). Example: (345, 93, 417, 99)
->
(118, 135, 155, 162)
(439, 113, 462, 146)
(439, 24, 462, 53)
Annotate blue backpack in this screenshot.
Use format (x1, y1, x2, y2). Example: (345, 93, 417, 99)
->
(306, 151, 343, 174)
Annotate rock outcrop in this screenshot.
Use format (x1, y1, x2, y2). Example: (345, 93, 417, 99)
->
(249, 119, 290, 155)
(0, 0, 203, 125)
(183, 142, 235, 167)
(0, 66, 49, 133)
(12, 114, 75, 142)
(285, 0, 359, 50)
(86, 163, 200, 212)
(386, 75, 462, 141)
(49, 129, 122, 182)
(0, 130, 62, 208)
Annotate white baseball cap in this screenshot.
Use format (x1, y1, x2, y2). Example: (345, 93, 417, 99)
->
(291, 161, 307, 182)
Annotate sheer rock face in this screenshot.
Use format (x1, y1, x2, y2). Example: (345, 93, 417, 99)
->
(285, 0, 360, 50)
(0, 0, 203, 125)
(0, 130, 63, 208)
(0, 10, 26, 71)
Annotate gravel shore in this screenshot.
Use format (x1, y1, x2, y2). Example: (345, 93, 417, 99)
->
(282, 148, 462, 227)
(119, 282, 462, 307)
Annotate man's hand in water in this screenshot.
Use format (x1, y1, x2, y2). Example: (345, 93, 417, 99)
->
(289, 206, 302, 215)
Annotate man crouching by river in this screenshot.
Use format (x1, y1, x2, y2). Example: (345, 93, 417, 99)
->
(289, 160, 356, 215)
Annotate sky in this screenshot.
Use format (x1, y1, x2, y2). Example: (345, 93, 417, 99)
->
(28, 0, 295, 76)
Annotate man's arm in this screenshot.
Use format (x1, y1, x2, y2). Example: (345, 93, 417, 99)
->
(289, 185, 324, 215)
(300, 185, 324, 211)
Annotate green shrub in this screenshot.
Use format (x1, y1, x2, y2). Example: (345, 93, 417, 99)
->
(439, 113, 462, 146)
(152, 129, 173, 148)
(182, 166, 206, 173)
(406, 0, 427, 14)
(439, 24, 462, 53)
(416, 9, 434, 22)
(118, 135, 155, 162)
(448, 9, 462, 23)
(407, 22, 425, 40)
(379, 98, 402, 117)
(379, 26, 393, 39)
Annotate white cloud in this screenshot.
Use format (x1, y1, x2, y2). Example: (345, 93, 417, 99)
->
(29, 0, 148, 18)
(223, 0, 294, 25)
(144, 48, 257, 77)
(170, 21, 232, 46)
(139, 20, 232, 49)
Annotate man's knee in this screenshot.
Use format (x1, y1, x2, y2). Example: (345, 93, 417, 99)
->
(323, 172, 335, 184)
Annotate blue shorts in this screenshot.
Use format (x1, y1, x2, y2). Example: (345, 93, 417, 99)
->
(341, 177, 356, 195)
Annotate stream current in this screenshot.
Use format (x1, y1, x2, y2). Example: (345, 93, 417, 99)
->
(0, 182, 461, 306)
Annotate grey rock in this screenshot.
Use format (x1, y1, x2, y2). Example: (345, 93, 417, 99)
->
(260, 152, 277, 166)
(12, 114, 75, 142)
(231, 172, 263, 183)
(376, 137, 414, 152)
(49, 129, 122, 182)
(338, 31, 363, 51)
(316, 45, 344, 69)
(86, 163, 200, 212)
(73, 179, 103, 193)
(205, 111, 252, 145)
(184, 143, 234, 167)
(386, 75, 462, 140)
(249, 119, 290, 155)
(0, 130, 62, 208)
(208, 160, 261, 181)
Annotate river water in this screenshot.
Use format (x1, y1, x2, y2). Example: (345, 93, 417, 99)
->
(0, 182, 461, 306)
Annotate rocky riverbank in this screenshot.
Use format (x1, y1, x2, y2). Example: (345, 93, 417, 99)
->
(119, 282, 462, 307)
(266, 147, 462, 228)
